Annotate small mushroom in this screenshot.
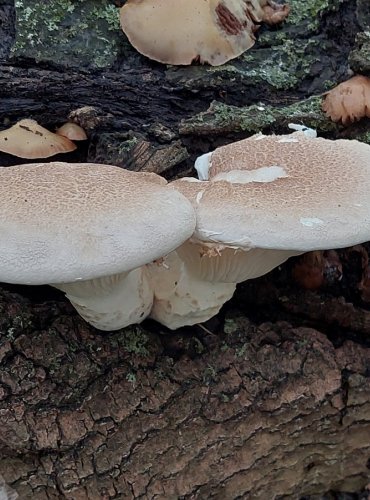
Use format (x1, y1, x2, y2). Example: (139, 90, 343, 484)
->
(120, 0, 289, 66)
(0, 119, 76, 159)
(321, 75, 370, 125)
(0, 162, 196, 331)
(56, 122, 87, 141)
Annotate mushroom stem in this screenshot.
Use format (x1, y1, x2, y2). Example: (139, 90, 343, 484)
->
(54, 267, 153, 331)
(177, 240, 302, 283)
(147, 252, 236, 330)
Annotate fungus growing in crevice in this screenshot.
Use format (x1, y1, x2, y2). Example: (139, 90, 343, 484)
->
(0, 162, 195, 331)
(120, 0, 290, 66)
(56, 122, 88, 141)
(321, 75, 370, 125)
(0, 119, 76, 159)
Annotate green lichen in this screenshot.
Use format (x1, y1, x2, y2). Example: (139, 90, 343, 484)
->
(349, 31, 370, 73)
(12, 0, 122, 69)
(236, 38, 318, 90)
(350, 130, 370, 146)
(174, 29, 327, 93)
(284, 0, 343, 31)
(126, 371, 137, 384)
(179, 96, 337, 136)
(203, 365, 218, 384)
(118, 137, 139, 157)
(118, 327, 150, 357)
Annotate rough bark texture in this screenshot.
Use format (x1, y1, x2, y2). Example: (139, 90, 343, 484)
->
(0, 0, 370, 498)
(0, 285, 370, 499)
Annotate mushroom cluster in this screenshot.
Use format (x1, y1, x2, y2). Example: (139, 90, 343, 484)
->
(0, 119, 86, 159)
(1, 132, 370, 331)
(120, 0, 290, 66)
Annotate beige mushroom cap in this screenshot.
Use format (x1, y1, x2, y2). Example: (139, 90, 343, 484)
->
(0, 119, 77, 159)
(56, 122, 88, 141)
(120, 0, 257, 66)
(175, 134, 370, 251)
(0, 162, 196, 284)
(321, 75, 370, 125)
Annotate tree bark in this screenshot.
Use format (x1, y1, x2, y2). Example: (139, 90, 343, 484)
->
(0, 287, 369, 499)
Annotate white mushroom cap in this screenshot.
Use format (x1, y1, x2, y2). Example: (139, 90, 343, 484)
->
(171, 131, 370, 284)
(120, 0, 257, 66)
(0, 162, 196, 285)
(187, 134, 370, 251)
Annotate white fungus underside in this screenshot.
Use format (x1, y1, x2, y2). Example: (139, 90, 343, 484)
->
(148, 252, 236, 329)
(55, 267, 153, 331)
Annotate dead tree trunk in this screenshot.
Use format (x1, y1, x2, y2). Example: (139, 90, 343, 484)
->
(0, 287, 369, 499)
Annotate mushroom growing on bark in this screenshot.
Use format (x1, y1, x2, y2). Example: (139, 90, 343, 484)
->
(0, 119, 76, 158)
(321, 75, 370, 125)
(56, 122, 88, 141)
(120, 0, 290, 66)
(150, 132, 370, 329)
(0, 162, 195, 331)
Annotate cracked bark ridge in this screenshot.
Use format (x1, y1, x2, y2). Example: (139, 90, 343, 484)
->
(0, 288, 369, 499)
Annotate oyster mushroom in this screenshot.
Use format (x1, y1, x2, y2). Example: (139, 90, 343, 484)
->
(120, 0, 289, 66)
(0, 162, 195, 331)
(56, 122, 88, 141)
(150, 132, 370, 329)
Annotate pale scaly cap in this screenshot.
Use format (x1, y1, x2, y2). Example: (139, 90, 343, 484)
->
(0, 119, 77, 158)
(174, 134, 370, 250)
(56, 122, 88, 141)
(0, 162, 196, 284)
(120, 0, 258, 66)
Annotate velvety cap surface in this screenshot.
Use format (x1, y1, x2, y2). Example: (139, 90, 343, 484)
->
(173, 134, 370, 250)
(0, 162, 196, 284)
